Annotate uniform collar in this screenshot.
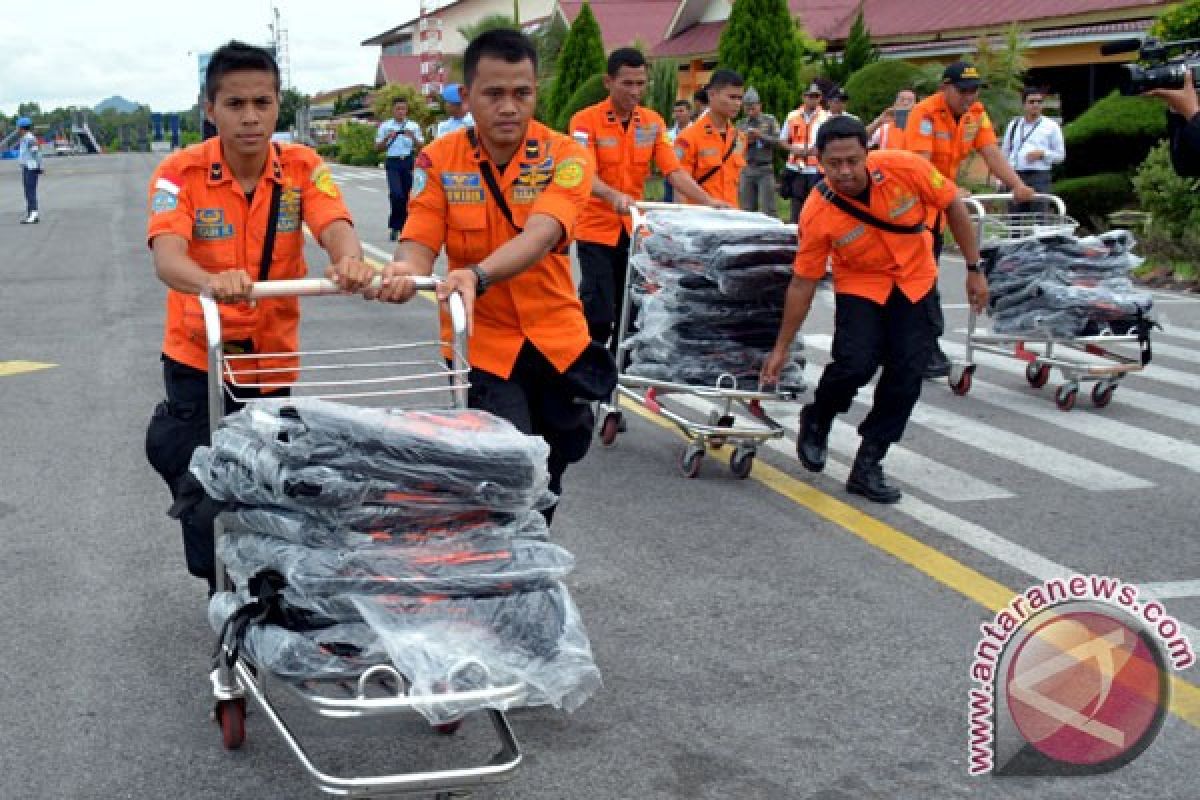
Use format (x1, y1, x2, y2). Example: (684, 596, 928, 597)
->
(602, 97, 642, 126)
(932, 91, 983, 121)
(203, 136, 283, 187)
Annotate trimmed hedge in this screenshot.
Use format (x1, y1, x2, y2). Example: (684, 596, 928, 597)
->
(1052, 172, 1132, 231)
(555, 73, 608, 132)
(1059, 91, 1165, 179)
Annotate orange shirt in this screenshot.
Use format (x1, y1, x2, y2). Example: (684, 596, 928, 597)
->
(874, 122, 907, 151)
(903, 91, 997, 180)
(146, 137, 352, 382)
(794, 150, 959, 304)
(570, 98, 680, 246)
(782, 107, 829, 170)
(401, 120, 595, 379)
(674, 117, 745, 206)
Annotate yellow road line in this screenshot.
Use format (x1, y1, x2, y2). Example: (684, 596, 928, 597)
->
(0, 360, 57, 377)
(621, 400, 1200, 728)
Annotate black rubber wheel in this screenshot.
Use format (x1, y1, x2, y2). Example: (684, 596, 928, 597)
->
(679, 448, 703, 479)
(708, 414, 735, 449)
(1091, 382, 1115, 408)
(950, 369, 973, 396)
(729, 449, 754, 479)
(1055, 385, 1077, 412)
(216, 698, 246, 750)
(1026, 362, 1050, 389)
(433, 719, 464, 736)
(599, 413, 620, 447)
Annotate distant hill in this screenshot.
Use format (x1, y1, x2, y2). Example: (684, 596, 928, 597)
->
(94, 96, 140, 114)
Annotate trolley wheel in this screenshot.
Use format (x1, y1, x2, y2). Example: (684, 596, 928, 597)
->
(216, 698, 246, 750)
(950, 367, 973, 396)
(599, 412, 621, 447)
(679, 446, 704, 479)
(1025, 362, 1051, 389)
(433, 719, 464, 736)
(1054, 384, 1078, 412)
(729, 447, 755, 479)
(708, 413, 735, 449)
(1091, 381, 1116, 408)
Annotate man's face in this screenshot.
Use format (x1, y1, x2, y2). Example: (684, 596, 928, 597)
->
(672, 104, 691, 127)
(830, 97, 846, 114)
(745, 101, 761, 118)
(205, 70, 279, 162)
(708, 84, 743, 120)
(392, 101, 408, 122)
(943, 83, 979, 116)
(819, 136, 869, 196)
(466, 55, 537, 149)
(895, 90, 916, 110)
(803, 92, 821, 111)
(1024, 93, 1045, 116)
(605, 65, 648, 115)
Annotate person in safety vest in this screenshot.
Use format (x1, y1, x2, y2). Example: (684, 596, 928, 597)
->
(780, 83, 830, 226)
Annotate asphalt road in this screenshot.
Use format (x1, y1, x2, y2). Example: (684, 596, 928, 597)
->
(1, 152, 1198, 799)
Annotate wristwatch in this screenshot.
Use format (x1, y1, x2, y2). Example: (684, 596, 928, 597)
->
(966, 262, 982, 274)
(467, 264, 490, 296)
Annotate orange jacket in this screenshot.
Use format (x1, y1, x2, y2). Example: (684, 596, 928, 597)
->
(674, 117, 745, 206)
(903, 91, 998, 181)
(146, 137, 352, 382)
(401, 121, 595, 379)
(782, 107, 829, 170)
(569, 98, 680, 246)
(873, 122, 907, 151)
(794, 150, 959, 305)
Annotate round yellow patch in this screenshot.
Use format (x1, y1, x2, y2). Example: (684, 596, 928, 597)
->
(553, 158, 585, 189)
(930, 168, 945, 190)
(312, 164, 340, 198)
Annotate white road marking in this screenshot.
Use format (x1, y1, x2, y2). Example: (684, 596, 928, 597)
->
(358, 186, 382, 193)
(1140, 580, 1200, 600)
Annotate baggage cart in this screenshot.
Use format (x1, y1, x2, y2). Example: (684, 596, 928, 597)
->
(950, 194, 1152, 411)
(199, 277, 523, 798)
(597, 202, 803, 479)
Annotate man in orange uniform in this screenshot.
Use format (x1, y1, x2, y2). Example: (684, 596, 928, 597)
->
(762, 117, 986, 504)
(570, 47, 726, 356)
(866, 88, 917, 151)
(371, 29, 614, 524)
(674, 69, 746, 207)
(145, 41, 372, 591)
(780, 83, 830, 225)
(905, 60, 1035, 378)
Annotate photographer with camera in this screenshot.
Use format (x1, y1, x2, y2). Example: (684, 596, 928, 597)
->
(1106, 36, 1200, 176)
(1147, 69, 1200, 177)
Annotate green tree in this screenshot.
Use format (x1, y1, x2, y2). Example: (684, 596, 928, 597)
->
(371, 84, 438, 133)
(16, 101, 42, 119)
(844, 60, 927, 121)
(278, 88, 309, 131)
(973, 24, 1030, 136)
(335, 121, 383, 166)
(718, 0, 821, 126)
(545, 2, 606, 131)
(647, 57, 679, 122)
(448, 13, 520, 81)
(1151, 0, 1200, 41)
(555, 73, 609, 131)
(823, 4, 877, 87)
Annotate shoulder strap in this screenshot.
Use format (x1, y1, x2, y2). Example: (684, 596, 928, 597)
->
(815, 180, 925, 235)
(467, 128, 522, 234)
(695, 129, 739, 187)
(258, 144, 284, 282)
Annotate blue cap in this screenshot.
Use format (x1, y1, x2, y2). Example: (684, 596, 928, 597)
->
(441, 84, 462, 105)
(16, 116, 32, 128)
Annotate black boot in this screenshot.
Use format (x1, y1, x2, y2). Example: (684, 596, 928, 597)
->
(796, 404, 831, 473)
(847, 439, 902, 503)
(923, 344, 951, 379)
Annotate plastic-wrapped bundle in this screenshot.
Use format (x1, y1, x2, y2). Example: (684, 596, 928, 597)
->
(643, 208, 794, 251)
(992, 308, 1089, 337)
(703, 244, 797, 276)
(221, 506, 549, 549)
(190, 409, 554, 513)
(627, 357, 806, 394)
(217, 533, 574, 598)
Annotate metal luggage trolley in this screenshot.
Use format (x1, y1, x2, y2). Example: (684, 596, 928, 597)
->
(596, 202, 802, 479)
(199, 277, 522, 798)
(950, 193, 1148, 411)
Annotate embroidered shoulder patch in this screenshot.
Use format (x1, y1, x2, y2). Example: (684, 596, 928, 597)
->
(311, 164, 340, 198)
(553, 158, 586, 189)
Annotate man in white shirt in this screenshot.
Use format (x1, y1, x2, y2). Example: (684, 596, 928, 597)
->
(434, 83, 474, 138)
(1001, 87, 1065, 213)
(375, 97, 425, 240)
(15, 117, 42, 224)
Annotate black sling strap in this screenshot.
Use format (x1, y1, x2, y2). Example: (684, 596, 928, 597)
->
(257, 144, 285, 281)
(816, 180, 926, 235)
(468, 128, 522, 234)
(695, 128, 739, 187)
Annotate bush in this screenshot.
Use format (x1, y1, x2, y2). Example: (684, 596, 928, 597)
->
(1059, 91, 1165, 179)
(335, 122, 383, 167)
(1132, 141, 1200, 276)
(1051, 172, 1132, 231)
(1151, 0, 1200, 41)
(316, 143, 339, 160)
(845, 60, 927, 122)
(371, 84, 438, 133)
(556, 73, 608, 132)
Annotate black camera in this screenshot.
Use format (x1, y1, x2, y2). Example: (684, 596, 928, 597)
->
(1105, 36, 1200, 95)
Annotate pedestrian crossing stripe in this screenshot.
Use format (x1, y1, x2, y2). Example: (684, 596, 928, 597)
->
(0, 360, 56, 377)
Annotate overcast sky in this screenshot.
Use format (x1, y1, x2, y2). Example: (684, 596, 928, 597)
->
(0, 0, 427, 115)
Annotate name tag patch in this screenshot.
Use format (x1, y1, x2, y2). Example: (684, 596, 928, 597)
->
(194, 208, 235, 240)
(277, 187, 302, 232)
(442, 172, 485, 204)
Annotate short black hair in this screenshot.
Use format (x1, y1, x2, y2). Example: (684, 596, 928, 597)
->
(205, 40, 280, 103)
(673, 99, 691, 109)
(693, 87, 708, 105)
(815, 115, 868, 152)
(392, 97, 408, 106)
(607, 47, 646, 77)
(707, 69, 744, 91)
(463, 28, 538, 87)
(1021, 86, 1046, 101)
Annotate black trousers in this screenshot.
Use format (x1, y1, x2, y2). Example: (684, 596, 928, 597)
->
(466, 342, 595, 525)
(810, 289, 939, 444)
(157, 356, 288, 589)
(784, 171, 822, 225)
(577, 231, 632, 358)
(385, 155, 414, 231)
